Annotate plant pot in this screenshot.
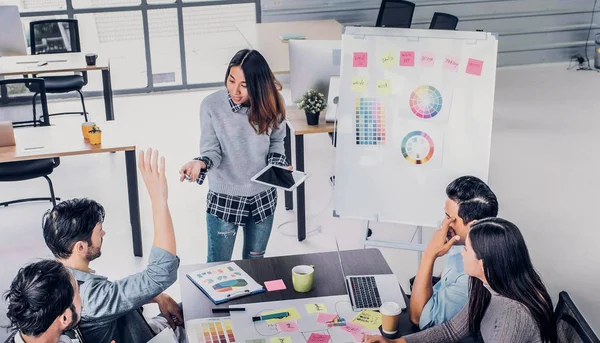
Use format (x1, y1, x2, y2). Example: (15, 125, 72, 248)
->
(88, 132, 102, 145)
(305, 111, 320, 126)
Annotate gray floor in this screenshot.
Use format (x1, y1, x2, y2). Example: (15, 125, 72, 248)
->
(1, 62, 599, 339)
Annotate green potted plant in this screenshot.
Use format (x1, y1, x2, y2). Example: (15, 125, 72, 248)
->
(298, 89, 327, 126)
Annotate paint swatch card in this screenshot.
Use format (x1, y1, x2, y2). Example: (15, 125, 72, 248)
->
(443, 56, 460, 72)
(466, 58, 484, 76)
(186, 317, 237, 343)
(355, 98, 386, 146)
(353, 52, 368, 67)
(400, 51, 415, 66)
(420, 52, 435, 67)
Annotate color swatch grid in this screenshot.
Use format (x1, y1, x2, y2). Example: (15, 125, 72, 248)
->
(197, 320, 236, 343)
(401, 131, 435, 164)
(409, 85, 443, 119)
(355, 98, 386, 145)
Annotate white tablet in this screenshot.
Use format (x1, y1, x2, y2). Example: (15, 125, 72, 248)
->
(251, 164, 309, 191)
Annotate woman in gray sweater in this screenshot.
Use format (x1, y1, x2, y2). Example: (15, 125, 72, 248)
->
(365, 218, 557, 343)
(179, 49, 289, 262)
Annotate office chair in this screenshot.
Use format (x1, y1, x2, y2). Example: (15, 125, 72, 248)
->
(0, 79, 61, 208)
(27, 19, 88, 124)
(429, 12, 459, 30)
(375, 0, 415, 28)
(555, 291, 600, 343)
(0, 78, 50, 127)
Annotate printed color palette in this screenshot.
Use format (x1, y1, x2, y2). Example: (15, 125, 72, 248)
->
(355, 98, 386, 145)
(188, 318, 237, 343)
(409, 85, 443, 119)
(401, 131, 435, 164)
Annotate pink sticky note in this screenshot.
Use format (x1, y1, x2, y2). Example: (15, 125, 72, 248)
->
(277, 321, 299, 333)
(399, 51, 415, 66)
(316, 313, 339, 324)
(466, 58, 484, 76)
(420, 52, 435, 67)
(341, 322, 363, 335)
(353, 52, 368, 67)
(307, 333, 331, 343)
(443, 56, 460, 72)
(264, 279, 286, 291)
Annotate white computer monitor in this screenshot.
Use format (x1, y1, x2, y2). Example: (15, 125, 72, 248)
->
(289, 40, 341, 103)
(0, 6, 27, 57)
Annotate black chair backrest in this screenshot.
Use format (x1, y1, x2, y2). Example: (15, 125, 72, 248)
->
(429, 12, 459, 30)
(0, 78, 50, 126)
(30, 19, 81, 55)
(376, 0, 415, 28)
(555, 291, 600, 343)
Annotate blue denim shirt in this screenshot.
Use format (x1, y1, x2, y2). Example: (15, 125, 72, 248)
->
(419, 246, 469, 329)
(69, 247, 180, 343)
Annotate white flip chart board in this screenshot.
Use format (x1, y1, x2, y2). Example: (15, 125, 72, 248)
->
(333, 27, 498, 227)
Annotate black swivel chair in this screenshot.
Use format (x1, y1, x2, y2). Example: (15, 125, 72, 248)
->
(429, 12, 459, 30)
(375, 0, 416, 28)
(0, 78, 50, 127)
(555, 291, 600, 343)
(27, 19, 88, 125)
(0, 79, 61, 208)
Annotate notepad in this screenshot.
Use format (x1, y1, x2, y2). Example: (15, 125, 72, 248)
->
(186, 262, 265, 304)
(280, 33, 305, 42)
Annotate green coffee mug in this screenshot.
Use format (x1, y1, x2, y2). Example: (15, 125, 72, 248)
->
(292, 265, 314, 292)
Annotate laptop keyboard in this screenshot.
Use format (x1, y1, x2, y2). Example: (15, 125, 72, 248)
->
(349, 276, 382, 309)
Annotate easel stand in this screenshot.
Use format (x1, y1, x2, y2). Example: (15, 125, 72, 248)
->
(361, 219, 427, 266)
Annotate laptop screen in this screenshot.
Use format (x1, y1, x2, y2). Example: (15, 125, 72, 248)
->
(334, 237, 350, 296)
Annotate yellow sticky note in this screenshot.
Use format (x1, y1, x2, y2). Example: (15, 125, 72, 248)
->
(305, 304, 328, 314)
(270, 337, 292, 343)
(264, 308, 302, 324)
(352, 310, 382, 330)
(381, 51, 396, 69)
(377, 79, 391, 95)
(351, 77, 367, 93)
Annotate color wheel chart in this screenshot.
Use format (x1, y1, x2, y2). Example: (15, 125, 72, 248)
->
(401, 131, 435, 164)
(409, 85, 443, 119)
(355, 98, 386, 145)
(188, 318, 237, 343)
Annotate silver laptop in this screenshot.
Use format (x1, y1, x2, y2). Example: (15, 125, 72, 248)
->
(335, 239, 406, 311)
(0, 6, 28, 57)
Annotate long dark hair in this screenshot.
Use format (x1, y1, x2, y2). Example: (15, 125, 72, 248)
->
(225, 49, 286, 135)
(468, 218, 556, 343)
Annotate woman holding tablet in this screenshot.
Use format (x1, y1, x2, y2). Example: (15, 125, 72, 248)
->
(179, 49, 289, 262)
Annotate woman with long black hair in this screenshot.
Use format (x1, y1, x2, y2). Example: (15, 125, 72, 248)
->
(179, 49, 288, 263)
(365, 218, 557, 343)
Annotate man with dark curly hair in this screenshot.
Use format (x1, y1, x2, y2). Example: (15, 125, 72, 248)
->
(4, 259, 82, 343)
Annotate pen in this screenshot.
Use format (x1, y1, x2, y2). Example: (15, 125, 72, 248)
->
(252, 311, 289, 322)
(212, 308, 246, 313)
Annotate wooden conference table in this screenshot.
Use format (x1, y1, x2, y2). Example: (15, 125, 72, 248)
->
(235, 20, 343, 74)
(0, 122, 143, 256)
(0, 52, 115, 121)
(180, 249, 417, 336)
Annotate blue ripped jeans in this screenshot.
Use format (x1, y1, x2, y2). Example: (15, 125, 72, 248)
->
(206, 213, 274, 262)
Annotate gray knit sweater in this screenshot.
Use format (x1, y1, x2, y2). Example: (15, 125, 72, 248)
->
(199, 89, 287, 197)
(404, 289, 543, 343)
